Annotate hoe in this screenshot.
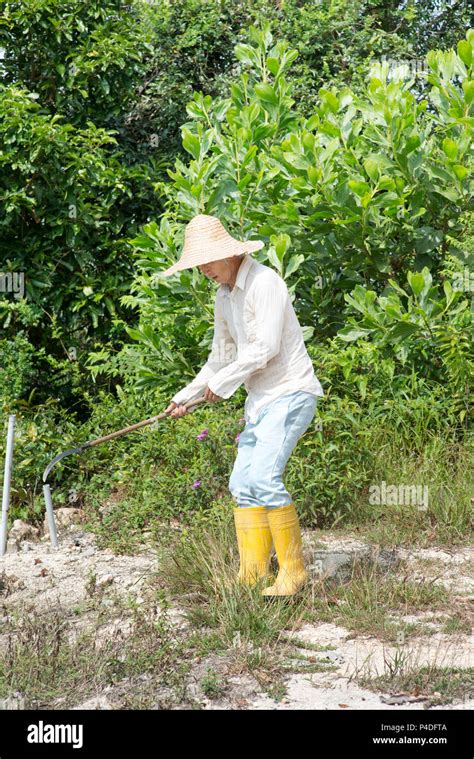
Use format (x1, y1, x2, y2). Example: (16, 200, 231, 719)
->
(42, 395, 208, 548)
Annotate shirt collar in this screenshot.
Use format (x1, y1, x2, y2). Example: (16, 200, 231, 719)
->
(222, 254, 253, 297)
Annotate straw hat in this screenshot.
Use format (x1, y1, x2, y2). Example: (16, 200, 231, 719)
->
(160, 214, 265, 277)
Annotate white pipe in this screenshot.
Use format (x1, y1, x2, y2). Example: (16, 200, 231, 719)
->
(0, 415, 16, 557)
(43, 484, 59, 549)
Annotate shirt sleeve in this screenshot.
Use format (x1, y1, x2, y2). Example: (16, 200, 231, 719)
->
(207, 274, 287, 400)
(171, 290, 237, 405)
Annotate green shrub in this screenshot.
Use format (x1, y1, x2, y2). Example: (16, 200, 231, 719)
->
(121, 24, 473, 393)
(338, 267, 472, 417)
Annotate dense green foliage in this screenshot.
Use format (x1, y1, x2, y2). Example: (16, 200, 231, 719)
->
(112, 23, 473, 401)
(0, 2, 472, 544)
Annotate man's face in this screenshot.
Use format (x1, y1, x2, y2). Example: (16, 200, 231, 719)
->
(198, 258, 230, 285)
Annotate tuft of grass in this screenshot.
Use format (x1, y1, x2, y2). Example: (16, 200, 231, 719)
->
(153, 504, 472, 702)
(351, 434, 474, 547)
(200, 668, 226, 699)
(266, 681, 287, 701)
(441, 615, 472, 635)
(0, 595, 191, 709)
(304, 556, 454, 642)
(158, 507, 309, 653)
(158, 508, 467, 652)
(279, 646, 339, 674)
(186, 631, 228, 656)
(360, 666, 474, 705)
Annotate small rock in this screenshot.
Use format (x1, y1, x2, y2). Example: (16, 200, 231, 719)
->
(97, 575, 114, 588)
(43, 508, 83, 533)
(9, 519, 40, 543)
(72, 695, 111, 710)
(0, 693, 26, 710)
(6, 539, 19, 554)
(381, 694, 427, 705)
(317, 650, 344, 662)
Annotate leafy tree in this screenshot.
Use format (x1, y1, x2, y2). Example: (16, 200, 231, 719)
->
(0, 1, 162, 404)
(122, 0, 417, 159)
(0, 0, 152, 132)
(381, 0, 473, 57)
(119, 22, 472, 396)
(338, 267, 472, 415)
(0, 84, 161, 405)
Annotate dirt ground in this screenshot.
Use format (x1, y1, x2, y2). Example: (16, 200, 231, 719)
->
(0, 521, 472, 711)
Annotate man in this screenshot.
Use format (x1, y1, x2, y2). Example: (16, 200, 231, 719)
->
(162, 214, 324, 597)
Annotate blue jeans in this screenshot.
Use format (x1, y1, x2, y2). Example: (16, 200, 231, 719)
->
(229, 391, 318, 509)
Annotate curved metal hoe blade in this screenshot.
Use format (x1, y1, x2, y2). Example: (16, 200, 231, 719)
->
(42, 446, 85, 484)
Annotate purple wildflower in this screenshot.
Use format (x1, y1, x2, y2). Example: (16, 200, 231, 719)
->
(196, 428, 209, 441)
(235, 432, 241, 443)
(192, 480, 202, 489)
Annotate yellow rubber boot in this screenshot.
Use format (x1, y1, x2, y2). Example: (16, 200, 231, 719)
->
(233, 506, 273, 586)
(261, 503, 308, 597)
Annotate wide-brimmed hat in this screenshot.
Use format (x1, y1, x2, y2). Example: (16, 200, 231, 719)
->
(160, 214, 265, 277)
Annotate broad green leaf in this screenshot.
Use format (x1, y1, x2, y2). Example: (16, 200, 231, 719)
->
(181, 128, 200, 160)
(285, 254, 304, 277)
(254, 83, 278, 105)
(388, 280, 409, 298)
(388, 321, 420, 341)
(364, 156, 380, 181)
(320, 89, 339, 113)
(307, 166, 320, 186)
(407, 271, 425, 296)
(266, 57, 280, 76)
(241, 145, 258, 169)
(431, 185, 461, 202)
(442, 138, 458, 160)
(462, 80, 474, 103)
(348, 179, 370, 197)
(273, 233, 291, 261)
(337, 326, 372, 341)
(266, 247, 283, 274)
(452, 164, 468, 181)
(234, 43, 258, 67)
(443, 280, 456, 308)
(404, 134, 421, 154)
(457, 40, 472, 67)
(186, 101, 204, 119)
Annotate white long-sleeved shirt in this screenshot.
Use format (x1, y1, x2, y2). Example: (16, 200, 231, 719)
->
(171, 253, 324, 423)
